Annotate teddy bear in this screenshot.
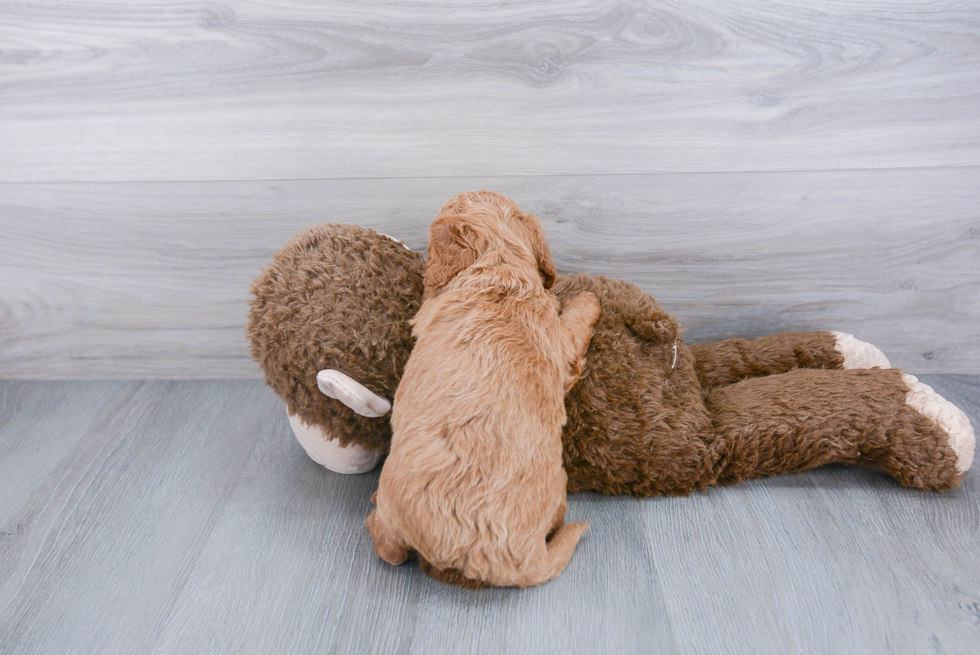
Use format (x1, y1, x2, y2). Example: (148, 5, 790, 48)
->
(247, 218, 974, 500)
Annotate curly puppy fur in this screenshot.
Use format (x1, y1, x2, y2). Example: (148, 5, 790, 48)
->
(366, 191, 600, 587)
(247, 225, 423, 452)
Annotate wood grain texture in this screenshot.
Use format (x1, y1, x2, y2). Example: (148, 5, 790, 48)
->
(0, 381, 127, 523)
(2, 168, 978, 378)
(1, 1, 979, 181)
(0, 381, 277, 654)
(0, 378, 978, 653)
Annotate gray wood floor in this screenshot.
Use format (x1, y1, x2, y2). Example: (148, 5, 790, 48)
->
(2, 1, 979, 378)
(1, 377, 978, 654)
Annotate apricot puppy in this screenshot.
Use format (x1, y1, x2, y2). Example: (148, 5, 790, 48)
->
(365, 191, 601, 587)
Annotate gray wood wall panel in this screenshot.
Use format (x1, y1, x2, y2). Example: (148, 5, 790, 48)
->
(2, 169, 978, 378)
(1, 378, 978, 653)
(1, 1, 979, 181)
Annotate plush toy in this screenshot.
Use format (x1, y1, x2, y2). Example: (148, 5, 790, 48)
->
(248, 220, 974, 499)
(248, 227, 422, 474)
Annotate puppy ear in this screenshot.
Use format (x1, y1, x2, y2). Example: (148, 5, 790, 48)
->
(525, 214, 557, 289)
(424, 217, 479, 291)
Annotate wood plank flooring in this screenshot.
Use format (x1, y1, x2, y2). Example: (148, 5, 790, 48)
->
(1, 378, 978, 654)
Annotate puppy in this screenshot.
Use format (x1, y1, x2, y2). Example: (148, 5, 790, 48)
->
(365, 191, 601, 587)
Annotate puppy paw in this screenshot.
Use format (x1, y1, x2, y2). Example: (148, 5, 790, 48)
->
(565, 291, 601, 323)
(561, 293, 602, 391)
(903, 374, 975, 473)
(832, 332, 890, 369)
(366, 509, 409, 566)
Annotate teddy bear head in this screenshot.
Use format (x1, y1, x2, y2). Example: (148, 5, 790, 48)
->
(247, 223, 424, 469)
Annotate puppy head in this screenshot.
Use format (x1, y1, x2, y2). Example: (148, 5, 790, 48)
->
(424, 191, 557, 292)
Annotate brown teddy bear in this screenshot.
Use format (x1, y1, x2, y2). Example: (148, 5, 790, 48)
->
(248, 219, 974, 498)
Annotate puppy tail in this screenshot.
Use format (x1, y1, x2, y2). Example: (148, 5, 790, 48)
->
(514, 521, 590, 588)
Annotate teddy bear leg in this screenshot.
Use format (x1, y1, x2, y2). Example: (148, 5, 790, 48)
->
(286, 411, 382, 474)
(894, 374, 975, 479)
(703, 368, 973, 491)
(690, 331, 889, 390)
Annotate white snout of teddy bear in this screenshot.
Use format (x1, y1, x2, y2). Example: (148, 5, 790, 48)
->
(287, 411, 383, 474)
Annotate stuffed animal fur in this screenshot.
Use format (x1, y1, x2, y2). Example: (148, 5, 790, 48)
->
(247, 210, 975, 586)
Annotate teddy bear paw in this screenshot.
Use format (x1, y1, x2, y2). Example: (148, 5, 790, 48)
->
(903, 374, 975, 473)
(832, 332, 891, 369)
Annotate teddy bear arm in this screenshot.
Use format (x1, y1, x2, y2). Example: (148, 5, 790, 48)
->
(690, 331, 877, 389)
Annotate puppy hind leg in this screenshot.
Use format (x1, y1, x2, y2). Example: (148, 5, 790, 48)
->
(365, 509, 409, 566)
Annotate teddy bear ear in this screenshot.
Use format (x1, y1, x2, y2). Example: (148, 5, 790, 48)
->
(316, 369, 391, 418)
